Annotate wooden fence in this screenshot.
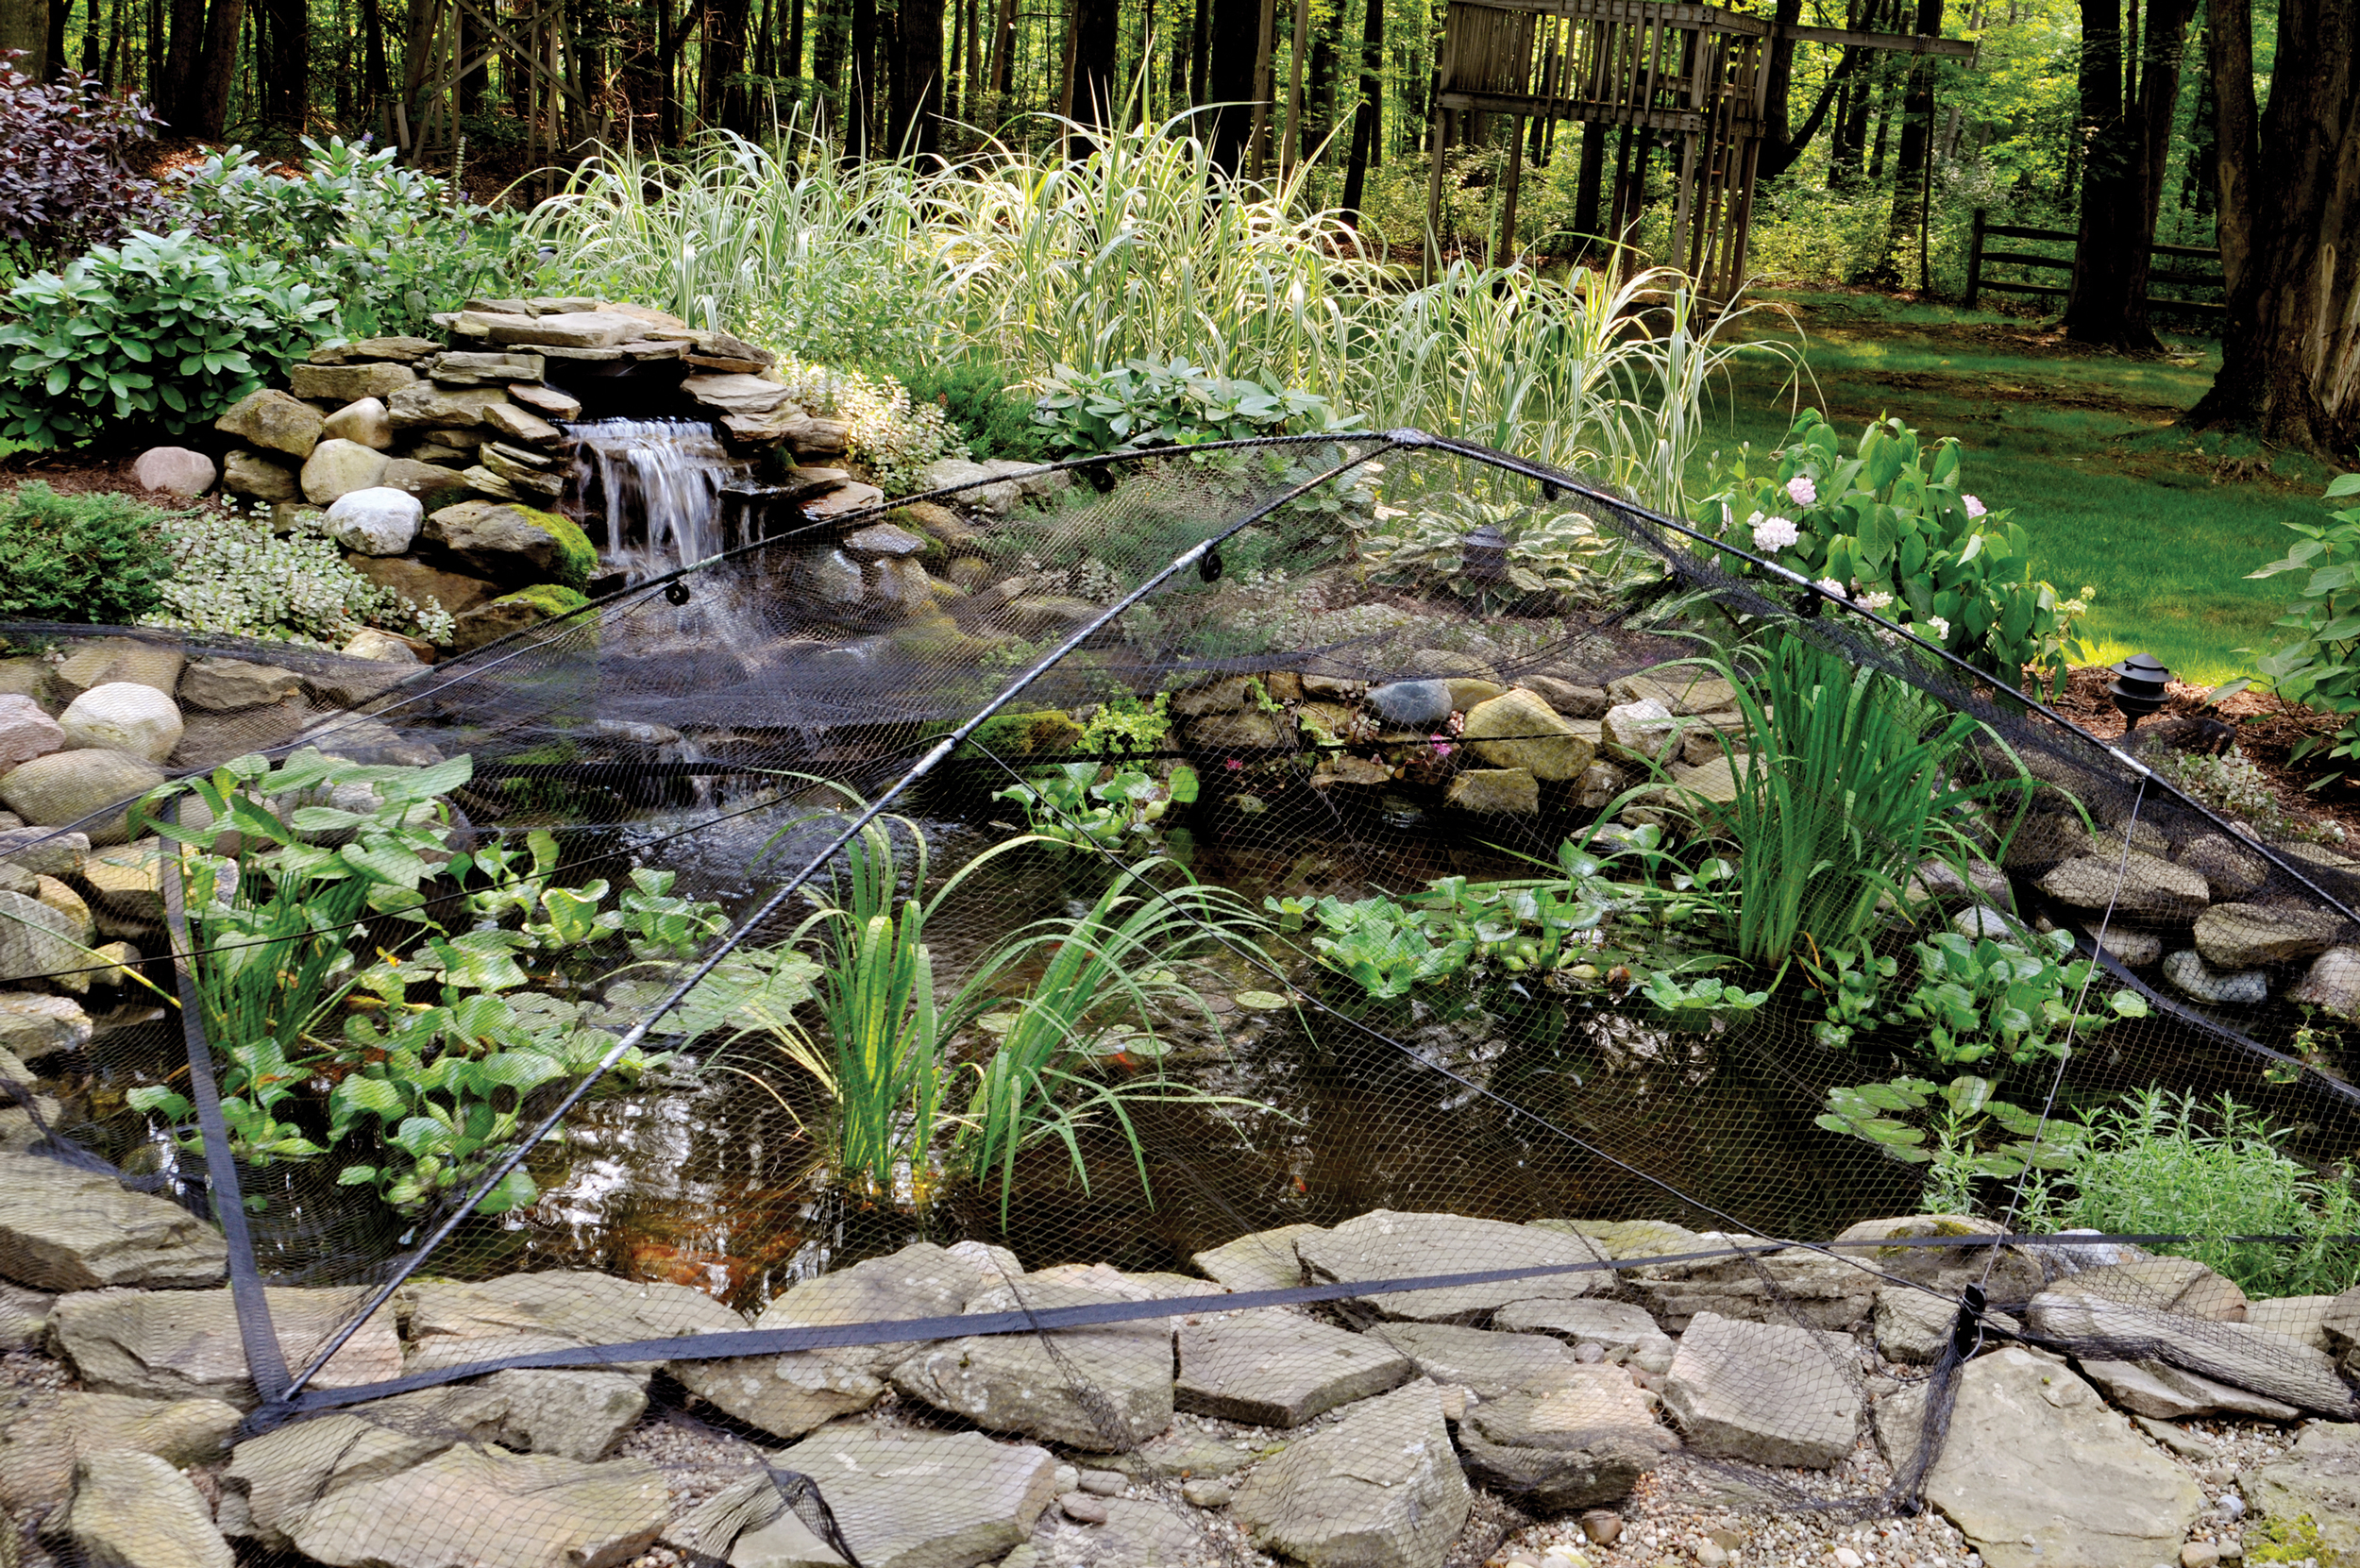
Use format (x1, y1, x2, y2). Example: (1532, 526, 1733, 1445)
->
(1964, 210, 2225, 319)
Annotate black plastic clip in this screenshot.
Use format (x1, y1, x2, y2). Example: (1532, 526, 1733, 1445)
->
(665, 581, 692, 605)
(1200, 548, 1224, 583)
(1950, 1282, 1988, 1358)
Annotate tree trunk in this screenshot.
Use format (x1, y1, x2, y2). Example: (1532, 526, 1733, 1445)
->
(42, 0, 62, 76)
(1877, 0, 1943, 288)
(258, 0, 302, 132)
(2064, 0, 2194, 346)
(1067, 0, 1112, 127)
(707, 0, 753, 130)
(188, 0, 241, 135)
(847, 0, 874, 154)
(0, 0, 48, 78)
(2187, 0, 2360, 453)
(1754, 0, 1802, 178)
(888, 0, 940, 151)
(1572, 117, 1605, 250)
(356, 0, 385, 101)
(1340, 0, 1379, 214)
(1205, 0, 1256, 171)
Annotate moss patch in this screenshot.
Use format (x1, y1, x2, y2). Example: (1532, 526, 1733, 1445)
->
(509, 506, 600, 590)
(955, 709, 1084, 758)
(493, 582, 591, 619)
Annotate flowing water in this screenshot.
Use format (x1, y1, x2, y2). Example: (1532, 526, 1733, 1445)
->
(571, 418, 752, 580)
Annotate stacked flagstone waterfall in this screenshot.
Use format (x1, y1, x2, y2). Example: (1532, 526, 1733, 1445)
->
(196, 298, 859, 656)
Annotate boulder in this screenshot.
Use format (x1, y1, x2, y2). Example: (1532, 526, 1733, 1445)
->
(289, 361, 418, 403)
(2194, 902, 2347, 969)
(39, 872, 96, 944)
(1175, 1312, 1414, 1426)
(299, 437, 391, 505)
(891, 1278, 1175, 1449)
(2162, 949, 2269, 1005)
(2242, 1421, 2360, 1567)
(2038, 852, 2211, 918)
(2024, 1288, 2356, 1417)
(1519, 675, 1610, 717)
(1629, 1245, 1880, 1332)
(672, 1241, 973, 1441)
(1666, 754, 1742, 806)
(0, 1390, 242, 1511)
(323, 485, 423, 556)
(1232, 1384, 1469, 1568)
(1874, 1286, 1961, 1364)
(1827, 1213, 2045, 1300)
(344, 553, 500, 622)
(0, 694, 65, 767)
(0, 826, 90, 876)
(1916, 1347, 2202, 1568)
(2093, 927, 2163, 966)
(309, 335, 444, 362)
(1530, 1217, 1704, 1259)
(755, 1425, 1056, 1568)
(58, 683, 182, 764)
(0, 887, 90, 985)
(132, 446, 216, 496)
(0, 992, 92, 1060)
(0, 1151, 227, 1290)
(429, 350, 548, 385)
(1445, 767, 1540, 815)
(1600, 699, 1681, 766)
(1190, 1223, 1324, 1290)
(487, 310, 648, 348)
(1369, 680, 1454, 729)
(1492, 1298, 1677, 1373)
(1296, 1210, 1612, 1322)
(0, 1277, 52, 1348)
(2290, 946, 2360, 1018)
(376, 457, 469, 499)
(2173, 830, 2272, 899)
(59, 1448, 234, 1568)
(1455, 1368, 1677, 1511)
(423, 499, 598, 588)
(1911, 854, 2014, 907)
(54, 642, 182, 699)
(2028, 1256, 2248, 1319)
(1037, 1495, 1205, 1568)
(447, 584, 592, 654)
(1662, 1312, 1862, 1468)
(52, 1285, 400, 1407)
(221, 448, 298, 501)
(1951, 904, 2027, 940)
(844, 521, 927, 558)
(1362, 1322, 1587, 1399)
(1608, 671, 1737, 715)
(919, 457, 1021, 514)
(2246, 1292, 2345, 1353)
(177, 658, 300, 712)
(679, 372, 794, 416)
(387, 381, 515, 430)
(319, 396, 395, 449)
(403, 1269, 746, 1370)
(1188, 712, 1289, 751)
(214, 388, 323, 459)
(1462, 690, 1597, 779)
(234, 1439, 667, 1568)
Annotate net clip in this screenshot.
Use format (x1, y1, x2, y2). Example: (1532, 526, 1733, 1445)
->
(1950, 1282, 1988, 1359)
(1200, 547, 1224, 583)
(665, 581, 692, 605)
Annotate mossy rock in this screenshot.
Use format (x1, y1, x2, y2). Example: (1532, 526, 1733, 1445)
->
(447, 583, 593, 654)
(509, 506, 599, 590)
(956, 709, 1085, 759)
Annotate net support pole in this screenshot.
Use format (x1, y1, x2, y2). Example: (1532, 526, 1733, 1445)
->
(273, 439, 1402, 1406)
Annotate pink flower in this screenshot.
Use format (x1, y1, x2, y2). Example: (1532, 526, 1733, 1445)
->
(1785, 474, 1818, 507)
(1963, 495, 1987, 518)
(1430, 740, 1455, 756)
(1225, 757, 1244, 771)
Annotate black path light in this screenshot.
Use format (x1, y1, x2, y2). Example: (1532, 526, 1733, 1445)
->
(2108, 652, 2173, 732)
(1462, 522, 1510, 585)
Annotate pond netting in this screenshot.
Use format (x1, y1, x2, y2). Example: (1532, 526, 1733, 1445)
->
(1, 430, 2355, 1568)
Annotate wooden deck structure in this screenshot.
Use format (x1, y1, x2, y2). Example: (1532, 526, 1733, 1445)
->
(1424, 0, 1973, 293)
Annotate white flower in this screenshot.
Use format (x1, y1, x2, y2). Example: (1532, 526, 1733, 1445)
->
(1751, 514, 1800, 551)
(1813, 577, 1847, 599)
(1785, 474, 1818, 507)
(1745, 510, 1765, 530)
(1962, 495, 1986, 518)
(1923, 615, 1951, 643)
(1856, 588, 1895, 612)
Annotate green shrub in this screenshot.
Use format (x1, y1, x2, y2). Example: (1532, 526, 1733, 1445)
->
(145, 504, 454, 647)
(890, 358, 1049, 462)
(169, 137, 549, 337)
(0, 228, 334, 447)
(2245, 473, 2360, 783)
(1030, 356, 1364, 457)
(1699, 410, 2094, 688)
(0, 481, 174, 622)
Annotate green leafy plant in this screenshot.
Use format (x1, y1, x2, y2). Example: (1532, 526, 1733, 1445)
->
(1700, 410, 2093, 688)
(1077, 692, 1173, 757)
(1692, 633, 2032, 969)
(1030, 355, 1364, 457)
(1358, 492, 1644, 608)
(1817, 1072, 2088, 1202)
(995, 760, 1199, 851)
(1292, 894, 1478, 999)
(2244, 473, 2360, 783)
(889, 356, 1051, 462)
(146, 502, 454, 647)
(0, 228, 335, 446)
(1639, 970, 1769, 1024)
(0, 481, 174, 622)
(1889, 929, 2149, 1069)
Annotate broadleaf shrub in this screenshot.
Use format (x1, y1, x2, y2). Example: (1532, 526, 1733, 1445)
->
(0, 53, 167, 268)
(0, 481, 175, 623)
(1031, 356, 1365, 456)
(0, 228, 335, 447)
(2245, 473, 2360, 781)
(1700, 409, 2092, 688)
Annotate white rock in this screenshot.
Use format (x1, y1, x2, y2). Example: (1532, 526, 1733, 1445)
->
(58, 683, 183, 763)
(324, 485, 424, 555)
(0, 693, 66, 768)
(340, 629, 424, 666)
(320, 396, 395, 449)
(131, 446, 217, 497)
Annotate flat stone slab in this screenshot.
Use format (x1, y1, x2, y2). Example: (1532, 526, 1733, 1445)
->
(1175, 1312, 1413, 1426)
(0, 1390, 242, 1511)
(1456, 1366, 1677, 1511)
(1232, 1383, 1469, 1568)
(892, 1278, 1175, 1450)
(2243, 1420, 2360, 1567)
(768, 1424, 1059, 1568)
(1362, 1321, 1586, 1399)
(2024, 1290, 2357, 1417)
(62, 1447, 234, 1568)
(1920, 1347, 2201, 1568)
(0, 1150, 227, 1290)
(1630, 1244, 1881, 1331)
(1191, 1223, 1325, 1290)
(1492, 1297, 1676, 1370)
(2076, 1357, 2301, 1421)
(54, 1285, 402, 1408)
(403, 1268, 746, 1368)
(1039, 1495, 1207, 1568)
(674, 1241, 972, 1440)
(1295, 1208, 1611, 1322)
(1660, 1311, 1863, 1468)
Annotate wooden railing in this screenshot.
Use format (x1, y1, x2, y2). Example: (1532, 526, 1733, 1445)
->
(1964, 209, 2225, 319)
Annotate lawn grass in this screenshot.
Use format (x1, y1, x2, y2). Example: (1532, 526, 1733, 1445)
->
(1693, 288, 2342, 685)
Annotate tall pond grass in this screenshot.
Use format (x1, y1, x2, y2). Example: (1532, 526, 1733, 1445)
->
(524, 116, 1795, 512)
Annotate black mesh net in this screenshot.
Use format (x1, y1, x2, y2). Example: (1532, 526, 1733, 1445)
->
(1, 431, 2354, 1568)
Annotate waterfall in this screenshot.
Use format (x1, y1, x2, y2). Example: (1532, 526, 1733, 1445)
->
(572, 418, 753, 581)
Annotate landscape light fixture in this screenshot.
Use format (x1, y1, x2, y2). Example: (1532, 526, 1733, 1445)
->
(2107, 652, 2172, 733)
(1462, 523, 1509, 585)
